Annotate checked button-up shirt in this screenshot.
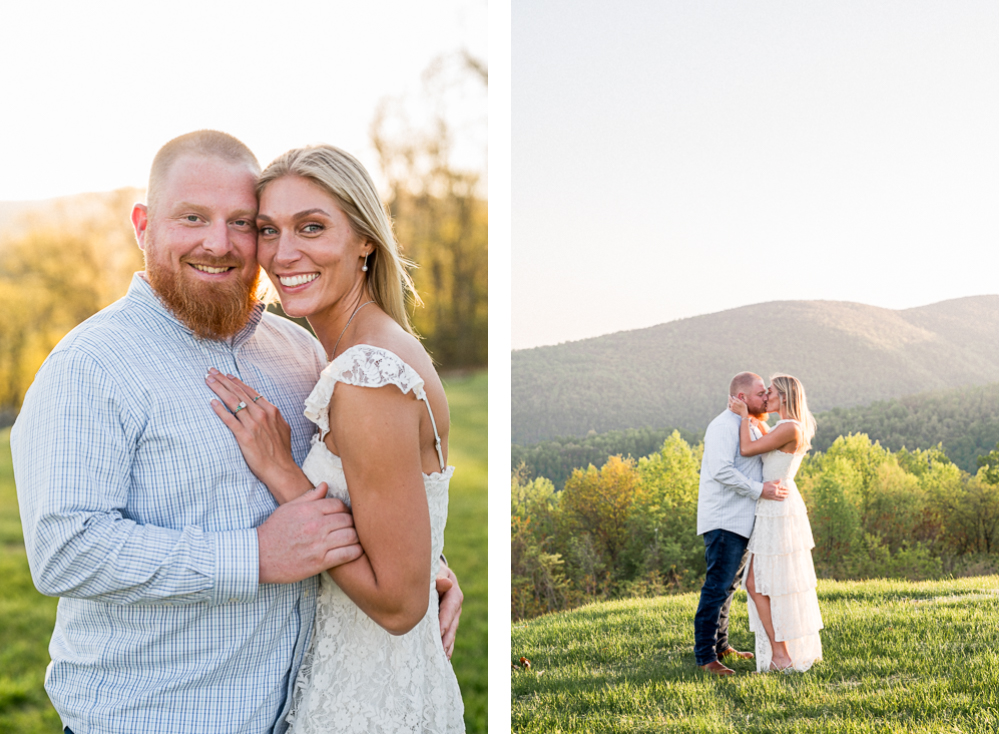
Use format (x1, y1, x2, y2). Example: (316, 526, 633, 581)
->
(13, 274, 327, 734)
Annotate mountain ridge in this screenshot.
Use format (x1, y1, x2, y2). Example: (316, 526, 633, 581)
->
(512, 295, 998, 445)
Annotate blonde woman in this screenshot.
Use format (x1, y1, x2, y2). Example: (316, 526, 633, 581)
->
(728, 375, 823, 673)
(205, 145, 464, 731)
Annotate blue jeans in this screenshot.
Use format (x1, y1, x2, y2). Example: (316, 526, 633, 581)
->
(693, 528, 749, 665)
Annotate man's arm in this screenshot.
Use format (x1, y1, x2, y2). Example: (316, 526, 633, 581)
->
(704, 419, 764, 500)
(12, 350, 257, 605)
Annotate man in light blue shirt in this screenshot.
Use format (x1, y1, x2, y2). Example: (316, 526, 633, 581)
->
(12, 131, 462, 733)
(693, 372, 786, 676)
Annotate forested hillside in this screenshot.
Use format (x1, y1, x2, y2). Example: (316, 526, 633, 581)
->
(812, 383, 998, 472)
(512, 382, 999, 486)
(512, 297, 998, 445)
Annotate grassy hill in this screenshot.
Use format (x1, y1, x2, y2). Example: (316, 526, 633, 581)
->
(512, 576, 998, 733)
(0, 371, 487, 733)
(512, 296, 998, 445)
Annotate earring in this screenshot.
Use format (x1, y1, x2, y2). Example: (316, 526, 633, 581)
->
(362, 253, 370, 273)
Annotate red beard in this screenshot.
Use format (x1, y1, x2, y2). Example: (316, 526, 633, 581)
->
(146, 250, 261, 340)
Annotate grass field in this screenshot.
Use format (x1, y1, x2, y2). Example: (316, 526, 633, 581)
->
(512, 576, 998, 733)
(442, 370, 489, 730)
(0, 370, 487, 734)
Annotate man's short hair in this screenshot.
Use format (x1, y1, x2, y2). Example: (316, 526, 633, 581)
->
(147, 130, 260, 214)
(729, 371, 761, 397)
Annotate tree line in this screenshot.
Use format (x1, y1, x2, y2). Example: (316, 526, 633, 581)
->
(510, 426, 702, 492)
(511, 382, 999, 488)
(511, 432, 999, 621)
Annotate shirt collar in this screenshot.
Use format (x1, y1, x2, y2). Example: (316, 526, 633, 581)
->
(125, 272, 266, 348)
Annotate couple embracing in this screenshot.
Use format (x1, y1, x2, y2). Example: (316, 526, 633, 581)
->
(694, 371, 824, 675)
(12, 131, 466, 732)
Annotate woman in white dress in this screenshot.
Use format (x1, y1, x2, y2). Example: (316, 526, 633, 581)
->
(728, 374, 823, 673)
(205, 145, 464, 731)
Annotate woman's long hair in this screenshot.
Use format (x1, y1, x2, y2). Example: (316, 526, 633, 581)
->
(769, 374, 817, 451)
(256, 144, 420, 335)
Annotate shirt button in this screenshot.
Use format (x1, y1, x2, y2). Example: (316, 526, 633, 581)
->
(229, 598, 238, 603)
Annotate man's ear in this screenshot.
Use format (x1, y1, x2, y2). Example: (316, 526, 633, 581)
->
(131, 203, 149, 251)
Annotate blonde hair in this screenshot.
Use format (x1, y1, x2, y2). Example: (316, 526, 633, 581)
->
(769, 374, 817, 450)
(256, 145, 419, 335)
(148, 130, 260, 215)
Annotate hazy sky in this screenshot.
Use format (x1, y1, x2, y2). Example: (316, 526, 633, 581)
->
(0, 0, 486, 201)
(512, 1, 999, 349)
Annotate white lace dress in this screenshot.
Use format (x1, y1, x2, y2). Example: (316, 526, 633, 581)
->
(286, 345, 465, 733)
(742, 420, 823, 672)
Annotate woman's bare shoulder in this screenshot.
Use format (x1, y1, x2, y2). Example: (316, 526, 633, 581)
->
(350, 314, 441, 389)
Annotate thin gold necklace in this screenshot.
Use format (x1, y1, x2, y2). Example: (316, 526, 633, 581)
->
(331, 299, 375, 359)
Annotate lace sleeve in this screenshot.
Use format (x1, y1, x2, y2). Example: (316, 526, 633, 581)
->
(302, 345, 427, 440)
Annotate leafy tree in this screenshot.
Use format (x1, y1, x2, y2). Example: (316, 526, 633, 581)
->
(560, 456, 641, 574)
(623, 432, 704, 589)
(0, 190, 142, 420)
(929, 462, 999, 556)
(977, 448, 998, 485)
(805, 458, 862, 577)
(510, 471, 571, 620)
(372, 53, 487, 369)
(813, 434, 892, 534)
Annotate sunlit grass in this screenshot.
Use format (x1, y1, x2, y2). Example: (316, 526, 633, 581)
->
(0, 427, 61, 732)
(0, 370, 487, 733)
(512, 576, 998, 733)
(443, 370, 489, 731)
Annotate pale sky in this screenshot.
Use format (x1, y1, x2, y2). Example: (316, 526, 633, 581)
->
(0, 0, 486, 202)
(512, 1, 999, 350)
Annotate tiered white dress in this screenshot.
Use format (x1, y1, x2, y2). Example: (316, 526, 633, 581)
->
(286, 345, 465, 733)
(742, 420, 823, 672)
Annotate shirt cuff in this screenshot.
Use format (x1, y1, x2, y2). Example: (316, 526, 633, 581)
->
(209, 528, 259, 605)
(751, 481, 764, 500)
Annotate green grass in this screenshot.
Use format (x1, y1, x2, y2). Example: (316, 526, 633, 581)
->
(442, 370, 489, 731)
(0, 369, 487, 733)
(0, 427, 60, 733)
(512, 576, 998, 733)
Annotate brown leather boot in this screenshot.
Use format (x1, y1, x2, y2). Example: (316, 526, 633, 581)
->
(698, 660, 736, 676)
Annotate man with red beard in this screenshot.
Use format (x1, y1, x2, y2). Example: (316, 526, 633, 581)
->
(11, 131, 463, 734)
(694, 372, 786, 676)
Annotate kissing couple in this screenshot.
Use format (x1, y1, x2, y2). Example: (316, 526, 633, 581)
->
(13, 131, 466, 732)
(693, 371, 824, 675)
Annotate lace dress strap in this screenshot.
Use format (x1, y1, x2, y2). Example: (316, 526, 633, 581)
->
(303, 344, 446, 472)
